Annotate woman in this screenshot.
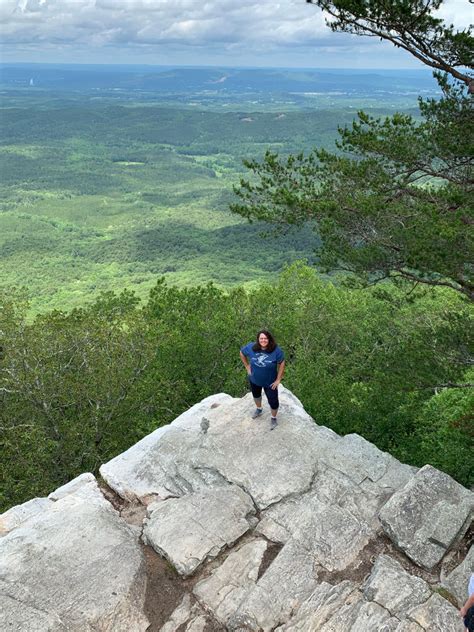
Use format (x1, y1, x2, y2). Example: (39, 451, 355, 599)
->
(240, 330, 285, 430)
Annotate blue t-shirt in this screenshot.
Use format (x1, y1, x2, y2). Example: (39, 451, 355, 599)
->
(240, 342, 285, 387)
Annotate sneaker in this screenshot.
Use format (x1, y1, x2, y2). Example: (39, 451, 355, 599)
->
(270, 417, 278, 430)
(251, 408, 263, 420)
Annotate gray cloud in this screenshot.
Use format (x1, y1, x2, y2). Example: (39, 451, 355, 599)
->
(1, 0, 470, 66)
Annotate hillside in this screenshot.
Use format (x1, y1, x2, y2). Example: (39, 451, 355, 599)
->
(0, 99, 339, 312)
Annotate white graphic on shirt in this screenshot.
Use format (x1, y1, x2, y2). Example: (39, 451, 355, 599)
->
(254, 353, 271, 367)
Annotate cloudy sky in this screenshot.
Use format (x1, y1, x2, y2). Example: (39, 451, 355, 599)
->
(1, 0, 471, 69)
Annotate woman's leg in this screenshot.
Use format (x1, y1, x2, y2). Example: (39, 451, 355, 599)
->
(264, 386, 279, 427)
(249, 381, 263, 417)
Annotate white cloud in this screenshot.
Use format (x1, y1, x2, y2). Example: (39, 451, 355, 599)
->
(0, 0, 470, 67)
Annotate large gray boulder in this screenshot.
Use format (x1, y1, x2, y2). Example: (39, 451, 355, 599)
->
(265, 495, 373, 572)
(99, 393, 237, 501)
(143, 485, 256, 576)
(101, 388, 322, 510)
(379, 465, 473, 569)
(257, 466, 378, 572)
(228, 539, 321, 630)
(318, 432, 416, 492)
(2, 387, 472, 631)
(193, 539, 268, 625)
(407, 593, 464, 631)
(0, 476, 148, 631)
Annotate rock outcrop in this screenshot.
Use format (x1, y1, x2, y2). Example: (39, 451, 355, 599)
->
(0, 475, 147, 631)
(1, 387, 472, 631)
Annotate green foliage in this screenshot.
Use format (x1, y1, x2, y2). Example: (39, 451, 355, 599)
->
(1, 264, 472, 511)
(234, 2, 473, 300)
(264, 265, 473, 452)
(1, 57, 472, 513)
(0, 288, 156, 508)
(405, 376, 474, 485)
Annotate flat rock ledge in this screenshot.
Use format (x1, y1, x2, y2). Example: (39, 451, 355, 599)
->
(143, 485, 257, 576)
(1, 387, 472, 631)
(0, 474, 148, 632)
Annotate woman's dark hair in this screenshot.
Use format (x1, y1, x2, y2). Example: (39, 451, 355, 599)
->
(252, 329, 277, 353)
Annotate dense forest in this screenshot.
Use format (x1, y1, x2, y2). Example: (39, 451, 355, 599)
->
(0, 97, 357, 312)
(0, 66, 433, 313)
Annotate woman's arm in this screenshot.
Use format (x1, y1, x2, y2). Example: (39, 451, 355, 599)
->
(271, 360, 286, 389)
(240, 350, 251, 375)
(460, 592, 474, 617)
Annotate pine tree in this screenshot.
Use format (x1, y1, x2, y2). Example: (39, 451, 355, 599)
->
(232, 0, 473, 300)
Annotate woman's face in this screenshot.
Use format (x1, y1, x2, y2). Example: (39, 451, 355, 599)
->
(258, 333, 269, 349)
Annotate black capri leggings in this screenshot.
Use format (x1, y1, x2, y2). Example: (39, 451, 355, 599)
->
(249, 379, 279, 410)
(464, 606, 474, 632)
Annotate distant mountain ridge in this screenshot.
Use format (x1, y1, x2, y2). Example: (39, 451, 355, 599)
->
(0, 64, 440, 96)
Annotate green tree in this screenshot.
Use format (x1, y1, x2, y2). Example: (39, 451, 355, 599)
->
(144, 280, 257, 407)
(232, 0, 473, 300)
(308, 1, 472, 84)
(403, 372, 474, 485)
(0, 289, 156, 509)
